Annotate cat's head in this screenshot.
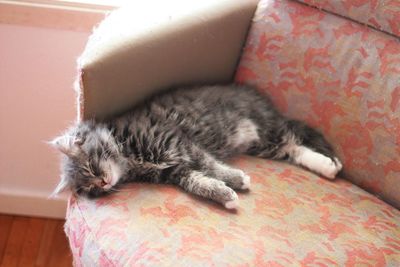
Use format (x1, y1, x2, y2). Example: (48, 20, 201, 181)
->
(50, 121, 127, 198)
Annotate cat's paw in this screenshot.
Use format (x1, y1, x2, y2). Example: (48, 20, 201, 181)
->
(224, 194, 239, 209)
(240, 173, 251, 190)
(295, 147, 343, 179)
(320, 157, 343, 179)
(224, 170, 251, 190)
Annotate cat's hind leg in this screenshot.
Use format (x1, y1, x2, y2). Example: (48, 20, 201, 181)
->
(251, 119, 342, 179)
(283, 143, 342, 179)
(277, 120, 343, 179)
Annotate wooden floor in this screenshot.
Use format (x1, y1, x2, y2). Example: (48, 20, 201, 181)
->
(0, 214, 72, 267)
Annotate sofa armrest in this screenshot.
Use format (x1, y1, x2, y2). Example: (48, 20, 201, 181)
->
(77, 0, 258, 120)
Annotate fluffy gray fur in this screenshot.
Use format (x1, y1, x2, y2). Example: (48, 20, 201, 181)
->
(51, 84, 342, 209)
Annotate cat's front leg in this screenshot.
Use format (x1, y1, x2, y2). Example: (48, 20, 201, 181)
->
(204, 161, 251, 190)
(177, 170, 239, 209)
(194, 149, 251, 190)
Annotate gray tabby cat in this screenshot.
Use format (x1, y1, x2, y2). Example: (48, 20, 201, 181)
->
(51, 84, 342, 209)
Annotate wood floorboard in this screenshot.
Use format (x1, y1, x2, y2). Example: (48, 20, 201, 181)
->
(0, 214, 72, 267)
(35, 219, 58, 267)
(19, 217, 46, 267)
(47, 221, 71, 267)
(0, 215, 14, 264)
(1, 217, 29, 267)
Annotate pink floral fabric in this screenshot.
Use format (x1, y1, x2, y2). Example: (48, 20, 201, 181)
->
(65, 157, 400, 266)
(298, 0, 400, 37)
(235, 0, 400, 208)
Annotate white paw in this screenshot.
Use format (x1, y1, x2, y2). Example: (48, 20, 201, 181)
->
(320, 157, 343, 179)
(224, 194, 239, 209)
(240, 174, 251, 190)
(294, 146, 343, 179)
(225, 199, 239, 209)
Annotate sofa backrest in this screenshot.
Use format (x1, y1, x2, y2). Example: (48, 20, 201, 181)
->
(236, 0, 400, 208)
(298, 0, 400, 37)
(76, 0, 258, 120)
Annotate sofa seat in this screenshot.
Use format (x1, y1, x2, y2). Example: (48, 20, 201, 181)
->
(65, 156, 400, 266)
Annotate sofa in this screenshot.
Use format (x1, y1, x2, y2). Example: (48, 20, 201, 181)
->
(65, 0, 400, 266)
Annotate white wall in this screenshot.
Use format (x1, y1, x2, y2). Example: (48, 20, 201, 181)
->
(0, 24, 90, 218)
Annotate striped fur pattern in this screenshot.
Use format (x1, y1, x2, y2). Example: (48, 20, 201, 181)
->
(51, 84, 342, 209)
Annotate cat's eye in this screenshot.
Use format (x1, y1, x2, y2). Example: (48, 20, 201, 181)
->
(92, 169, 101, 177)
(80, 168, 92, 178)
(88, 161, 95, 172)
(88, 161, 101, 177)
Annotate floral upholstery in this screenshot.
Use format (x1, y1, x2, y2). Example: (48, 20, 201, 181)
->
(235, 0, 400, 208)
(298, 0, 400, 37)
(65, 157, 400, 266)
(66, 0, 400, 266)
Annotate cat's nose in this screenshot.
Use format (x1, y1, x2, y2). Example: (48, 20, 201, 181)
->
(100, 180, 107, 187)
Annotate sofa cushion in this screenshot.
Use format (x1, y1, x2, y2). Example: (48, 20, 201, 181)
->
(65, 157, 400, 266)
(235, 0, 400, 208)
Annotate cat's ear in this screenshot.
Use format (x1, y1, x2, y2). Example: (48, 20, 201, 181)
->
(49, 134, 83, 157)
(49, 175, 70, 198)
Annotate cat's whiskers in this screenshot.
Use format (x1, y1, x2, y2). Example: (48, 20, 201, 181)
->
(107, 187, 126, 193)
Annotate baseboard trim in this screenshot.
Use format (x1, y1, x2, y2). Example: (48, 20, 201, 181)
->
(0, 0, 110, 32)
(0, 192, 67, 219)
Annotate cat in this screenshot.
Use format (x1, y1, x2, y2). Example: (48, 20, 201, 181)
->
(51, 84, 342, 209)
